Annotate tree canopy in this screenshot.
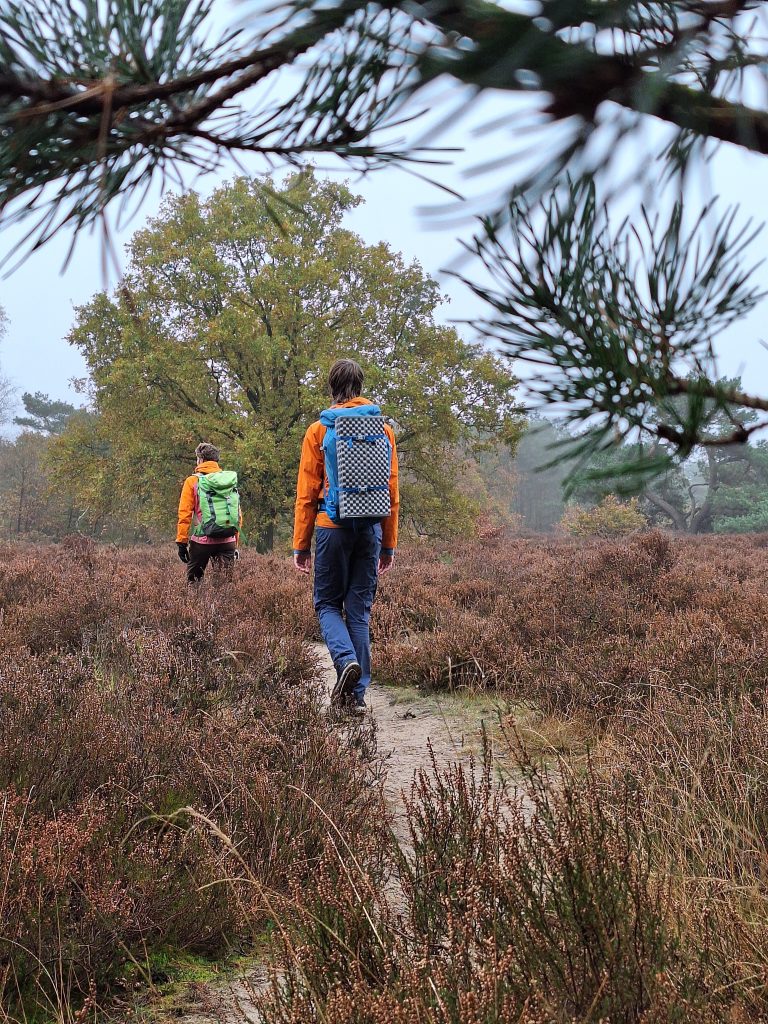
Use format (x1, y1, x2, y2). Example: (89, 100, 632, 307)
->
(58, 171, 522, 546)
(711, 444, 768, 534)
(14, 391, 78, 435)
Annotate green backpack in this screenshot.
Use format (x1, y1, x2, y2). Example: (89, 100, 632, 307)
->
(193, 470, 240, 539)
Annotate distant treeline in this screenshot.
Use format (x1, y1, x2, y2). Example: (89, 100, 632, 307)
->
(4, 386, 768, 543)
(505, 393, 768, 535)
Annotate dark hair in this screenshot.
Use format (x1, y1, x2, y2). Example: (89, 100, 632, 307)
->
(328, 359, 364, 403)
(195, 442, 220, 463)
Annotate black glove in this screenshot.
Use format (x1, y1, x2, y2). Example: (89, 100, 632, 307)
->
(177, 542, 190, 563)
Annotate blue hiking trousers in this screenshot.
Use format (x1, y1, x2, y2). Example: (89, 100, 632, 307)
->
(313, 524, 381, 700)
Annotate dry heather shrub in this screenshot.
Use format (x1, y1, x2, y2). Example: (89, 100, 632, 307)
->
(0, 542, 379, 1020)
(598, 691, 768, 1015)
(373, 531, 768, 718)
(258, 749, 723, 1023)
(0, 541, 317, 656)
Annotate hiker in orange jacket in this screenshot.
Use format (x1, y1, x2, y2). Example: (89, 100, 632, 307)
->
(293, 359, 399, 713)
(177, 442, 241, 583)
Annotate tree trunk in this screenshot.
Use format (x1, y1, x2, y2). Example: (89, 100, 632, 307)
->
(256, 521, 274, 553)
(689, 449, 721, 534)
(644, 489, 688, 532)
(16, 473, 25, 535)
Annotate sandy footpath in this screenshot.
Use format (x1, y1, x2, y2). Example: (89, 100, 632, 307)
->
(166, 643, 494, 1024)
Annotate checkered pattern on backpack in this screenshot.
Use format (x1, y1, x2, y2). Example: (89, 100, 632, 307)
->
(335, 415, 392, 519)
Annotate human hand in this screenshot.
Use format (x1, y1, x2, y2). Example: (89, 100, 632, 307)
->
(293, 551, 311, 574)
(378, 551, 394, 575)
(177, 542, 190, 563)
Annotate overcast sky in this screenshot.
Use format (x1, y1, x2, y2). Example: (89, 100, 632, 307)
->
(2, 7, 767, 425)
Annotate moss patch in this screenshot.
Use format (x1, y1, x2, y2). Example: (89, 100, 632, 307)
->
(114, 941, 268, 1023)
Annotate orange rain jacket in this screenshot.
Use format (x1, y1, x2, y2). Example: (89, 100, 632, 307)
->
(176, 460, 242, 544)
(293, 397, 399, 553)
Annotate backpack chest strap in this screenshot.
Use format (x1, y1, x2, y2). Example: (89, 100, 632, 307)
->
(344, 432, 387, 447)
(339, 484, 389, 495)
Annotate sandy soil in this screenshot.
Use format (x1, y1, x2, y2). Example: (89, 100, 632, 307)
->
(165, 643, 495, 1024)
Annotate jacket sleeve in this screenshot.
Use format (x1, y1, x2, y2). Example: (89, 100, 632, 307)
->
(176, 475, 197, 543)
(381, 426, 399, 552)
(293, 425, 325, 552)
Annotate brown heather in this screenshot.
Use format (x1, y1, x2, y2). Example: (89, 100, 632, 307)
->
(6, 532, 768, 1021)
(259, 723, 768, 1022)
(258, 531, 768, 1022)
(373, 530, 768, 713)
(0, 540, 379, 1020)
(259, 750, 720, 1023)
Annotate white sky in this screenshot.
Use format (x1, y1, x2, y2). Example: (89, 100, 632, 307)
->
(1, 6, 767, 423)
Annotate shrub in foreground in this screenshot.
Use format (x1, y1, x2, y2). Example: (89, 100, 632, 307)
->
(258, 700, 768, 1021)
(601, 690, 768, 1018)
(258, 749, 721, 1023)
(0, 542, 377, 1020)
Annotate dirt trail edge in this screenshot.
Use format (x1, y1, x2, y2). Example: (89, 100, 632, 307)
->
(168, 643, 495, 1024)
(325, 644, 489, 844)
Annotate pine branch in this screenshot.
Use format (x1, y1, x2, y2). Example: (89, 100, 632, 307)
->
(665, 376, 768, 417)
(1, 0, 767, 268)
(2, 2, 371, 123)
(419, 1, 768, 155)
(459, 179, 768, 474)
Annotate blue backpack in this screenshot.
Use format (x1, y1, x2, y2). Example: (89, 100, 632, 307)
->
(319, 404, 392, 525)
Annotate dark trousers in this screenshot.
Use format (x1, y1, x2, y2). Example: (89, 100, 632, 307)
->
(187, 539, 236, 583)
(313, 524, 381, 699)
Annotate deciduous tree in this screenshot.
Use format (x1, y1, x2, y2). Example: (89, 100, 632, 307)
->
(0, 431, 82, 537)
(61, 172, 522, 546)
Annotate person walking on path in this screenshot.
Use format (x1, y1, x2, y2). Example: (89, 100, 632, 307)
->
(177, 442, 242, 583)
(293, 359, 399, 714)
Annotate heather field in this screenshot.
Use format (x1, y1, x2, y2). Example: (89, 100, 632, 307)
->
(0, 540, 380, 1020)
(3, 534, 768, 1021)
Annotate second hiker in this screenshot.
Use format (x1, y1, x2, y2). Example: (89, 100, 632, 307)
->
(293, 359, 399, 714)
(177, 442, 242, 582)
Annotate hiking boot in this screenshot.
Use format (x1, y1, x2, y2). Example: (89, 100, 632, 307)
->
(338, 692, 367, 716)
(331, 660, 362, 705)
(349, 694, 367, 716)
